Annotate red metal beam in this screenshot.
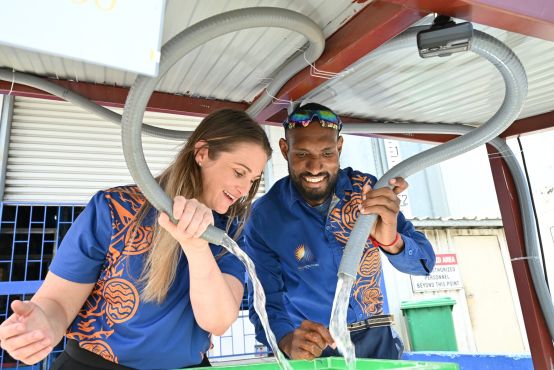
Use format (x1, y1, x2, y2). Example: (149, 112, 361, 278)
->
(501, 110, 554, 138)
(254, 1, 426, 122)
(487, 144, 554, 370)
(338, 109, 554, 139)
(4, 74, 552, 137)
(0, 80, 248, 117)
(383, 0, 554, 42)
(344, 131, 457, 144)
(0, 78, 456, 137)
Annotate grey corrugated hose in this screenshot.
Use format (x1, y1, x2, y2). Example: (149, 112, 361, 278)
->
(342, 122, 554, 341)
(330, 26, 529, 357)
(0, 68, 192, 140)
(120, 7, 324, 233)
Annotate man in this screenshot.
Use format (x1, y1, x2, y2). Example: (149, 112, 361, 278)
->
(245, 103, 436, 360)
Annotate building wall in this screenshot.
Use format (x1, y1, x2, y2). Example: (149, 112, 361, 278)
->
(263, 125, 287, 190)
(383, 227, 529, 353)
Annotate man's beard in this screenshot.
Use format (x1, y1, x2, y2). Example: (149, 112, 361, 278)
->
(290, 168, 339, 205)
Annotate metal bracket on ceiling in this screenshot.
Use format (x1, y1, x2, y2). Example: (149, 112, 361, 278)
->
(417, 15, 474, 58)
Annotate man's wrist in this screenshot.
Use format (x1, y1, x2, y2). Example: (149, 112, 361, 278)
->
(373, 232, 400, 247)
(374, 233, 405, 254)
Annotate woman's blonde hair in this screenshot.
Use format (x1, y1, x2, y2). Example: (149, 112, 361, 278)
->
(137, 109, 272, 303)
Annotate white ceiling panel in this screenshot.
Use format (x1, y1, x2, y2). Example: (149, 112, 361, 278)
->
(0, 0, 370, 103)
(304, 21, 554, 125)
(1, 3, 553, 126)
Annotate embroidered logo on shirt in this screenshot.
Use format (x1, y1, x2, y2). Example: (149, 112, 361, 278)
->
(295, 244, 319, 270)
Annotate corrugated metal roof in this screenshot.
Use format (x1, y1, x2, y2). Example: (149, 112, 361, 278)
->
(304, 21, 554, 125)
(1, 5, 553, 125)
(0, 0, 369, 103)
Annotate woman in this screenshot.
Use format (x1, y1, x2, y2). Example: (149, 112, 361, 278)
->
(0, 109, 272, 370)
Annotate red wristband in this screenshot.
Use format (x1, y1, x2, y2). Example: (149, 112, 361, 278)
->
(371, 232, 400, 248)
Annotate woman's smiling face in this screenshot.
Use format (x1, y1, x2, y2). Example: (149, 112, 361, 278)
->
(196, 142, 268, 214)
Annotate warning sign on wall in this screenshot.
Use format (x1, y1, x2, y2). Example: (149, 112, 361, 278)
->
(410, 253, 463, 292)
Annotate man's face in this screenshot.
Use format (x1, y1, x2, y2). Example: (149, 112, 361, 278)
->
(279, 122, 343, 206)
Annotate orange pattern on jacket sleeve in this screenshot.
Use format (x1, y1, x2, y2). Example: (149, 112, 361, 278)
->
(66, 186, 151, 363)
(329, 174, 383, 316)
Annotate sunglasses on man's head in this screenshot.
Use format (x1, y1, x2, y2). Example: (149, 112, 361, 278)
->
(283, 109, 342, 131)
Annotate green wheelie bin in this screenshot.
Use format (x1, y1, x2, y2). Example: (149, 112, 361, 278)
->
(400, 297, 458, 351)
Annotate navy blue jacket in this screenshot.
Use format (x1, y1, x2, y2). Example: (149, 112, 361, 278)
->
(245, 168, 435, 346)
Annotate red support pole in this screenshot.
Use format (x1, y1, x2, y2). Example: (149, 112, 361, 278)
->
(501, 111, 554, 138)
(487, 144, 554, 370)
(0, 80, 248, 117)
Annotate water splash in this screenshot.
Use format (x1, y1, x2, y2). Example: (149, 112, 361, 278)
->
(329, 274, 356, 370)
(220, 235, 293, 370)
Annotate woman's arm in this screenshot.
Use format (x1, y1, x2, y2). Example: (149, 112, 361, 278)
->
(186, 248, 244, 335)
(0, 272, 94, 364)
(158, 196, 243, 335)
